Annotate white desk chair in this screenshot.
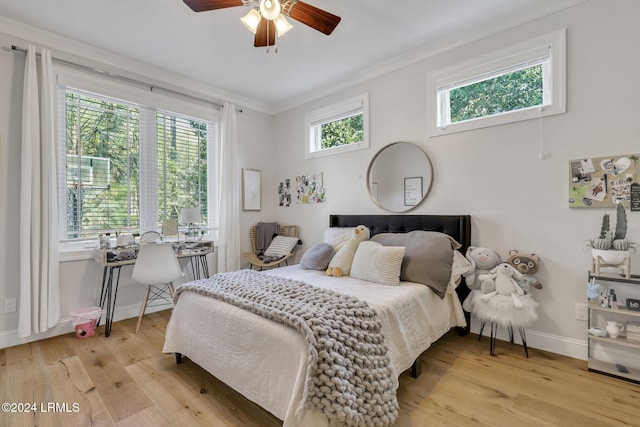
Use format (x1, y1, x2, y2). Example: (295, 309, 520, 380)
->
(132, 243, 184, 333)
(139, 230, 162, 245)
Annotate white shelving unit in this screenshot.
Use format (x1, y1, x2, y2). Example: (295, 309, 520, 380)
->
(588, 272, 640, 383)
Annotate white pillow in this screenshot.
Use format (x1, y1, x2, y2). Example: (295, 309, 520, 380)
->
(264, 235, 298, 258)
(452, 250, 472, 277)
(323, 227, 355, 249)
(351, 241, 405, 286)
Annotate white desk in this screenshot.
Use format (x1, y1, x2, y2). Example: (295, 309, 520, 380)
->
(93, 241, 214, 336)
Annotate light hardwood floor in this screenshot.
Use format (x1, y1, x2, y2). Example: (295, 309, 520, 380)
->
(2, 310, 639, 426)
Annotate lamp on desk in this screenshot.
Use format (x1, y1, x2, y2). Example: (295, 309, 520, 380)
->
(180, 207, 202, 241)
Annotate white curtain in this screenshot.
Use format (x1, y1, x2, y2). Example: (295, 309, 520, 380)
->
(217, 103, 241, 272)
(18, 45, 60, 338)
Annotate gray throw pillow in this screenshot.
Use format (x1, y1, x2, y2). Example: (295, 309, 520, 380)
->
(371, 231, 460, 298)
(300, 243, 336, 271)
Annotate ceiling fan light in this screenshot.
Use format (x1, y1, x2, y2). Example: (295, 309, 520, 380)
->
(274, 14, 293, 37)
(259, 0, 281, 21)
(240, 9, 261, 34)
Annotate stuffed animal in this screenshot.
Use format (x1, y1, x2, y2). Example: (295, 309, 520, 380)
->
(326, 225, 370, 277)
(587, 281, 601, 300)
(506, 250, 542, 291)
(480, 263, 527, 308)
(462, 246, 501, 290)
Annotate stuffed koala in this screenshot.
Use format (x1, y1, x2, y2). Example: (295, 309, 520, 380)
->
(480, 263, 527, 308)
(462, 246, 501, 290)
(506, 250, 542, 291)
(326, 225, 370, 277)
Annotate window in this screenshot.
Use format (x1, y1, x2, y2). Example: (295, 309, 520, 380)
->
(305, 93, 369, 158)
(428, 29, 565, 136)
(156, 113, 210, 223)
(61, 88, 217, 240)
(64, 92, 140, 239)
(446, 59, 546, 123)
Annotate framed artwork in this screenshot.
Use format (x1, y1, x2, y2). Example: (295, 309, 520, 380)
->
(242, 168, 261, 211)
(404, 177, 423, 206)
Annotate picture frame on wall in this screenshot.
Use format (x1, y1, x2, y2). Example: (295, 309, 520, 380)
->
(242, 168, 261, 211)
(404, 176, 423, 206)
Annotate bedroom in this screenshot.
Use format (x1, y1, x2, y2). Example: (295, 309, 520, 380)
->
(1, 0, 639, 425)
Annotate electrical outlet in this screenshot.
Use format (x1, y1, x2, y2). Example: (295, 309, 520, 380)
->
(574, 303, 588, 321)
(4, 298, 16, 313)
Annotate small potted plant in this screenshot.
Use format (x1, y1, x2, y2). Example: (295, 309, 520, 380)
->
(587, 203, 635, 265)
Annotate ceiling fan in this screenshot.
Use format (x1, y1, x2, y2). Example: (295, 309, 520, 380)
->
(183, 0, 341, 48)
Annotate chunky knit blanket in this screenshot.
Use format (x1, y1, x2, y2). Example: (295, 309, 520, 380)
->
(174, 269, 399, 426)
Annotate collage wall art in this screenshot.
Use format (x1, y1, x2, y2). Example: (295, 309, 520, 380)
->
(569, 153, 640, 210)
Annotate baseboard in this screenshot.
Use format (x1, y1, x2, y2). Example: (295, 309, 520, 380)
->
(0, 302, 171, 350)
(469, 320, 588, 360)
(2, 305, 588, 361)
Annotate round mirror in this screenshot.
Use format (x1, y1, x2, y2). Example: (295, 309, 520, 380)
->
(367, 142, 433, 212)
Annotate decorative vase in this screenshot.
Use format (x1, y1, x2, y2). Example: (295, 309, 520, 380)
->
(591, 248, 629, 265)
(605, 320, 624, 339)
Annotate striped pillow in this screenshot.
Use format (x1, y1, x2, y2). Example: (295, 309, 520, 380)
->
(264, 235, 299, 258)
(351, 241, 405, 286)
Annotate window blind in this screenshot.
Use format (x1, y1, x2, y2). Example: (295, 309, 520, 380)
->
(60, 87, 217, 240)
(62, 90, 142, 239)
(437, 53, 550, 93)
(309, 105, 363, 128)
(156, 112, 209, 225)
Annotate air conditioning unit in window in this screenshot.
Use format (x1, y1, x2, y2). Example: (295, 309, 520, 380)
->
(67, 155, 110, 188)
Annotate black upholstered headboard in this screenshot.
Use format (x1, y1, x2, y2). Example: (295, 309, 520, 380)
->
(329, 214, 471, 253)
(329, 214, 471, 334)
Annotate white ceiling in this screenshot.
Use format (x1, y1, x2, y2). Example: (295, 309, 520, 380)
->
(0, 0, 585, 112)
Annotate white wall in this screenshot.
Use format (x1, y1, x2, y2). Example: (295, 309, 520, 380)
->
(2, 1, 640, 360)
(269, 0, 640, 358)
(0, 27, 276, 348)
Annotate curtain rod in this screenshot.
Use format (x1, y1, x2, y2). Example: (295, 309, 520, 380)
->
(11, 45, 241, 112)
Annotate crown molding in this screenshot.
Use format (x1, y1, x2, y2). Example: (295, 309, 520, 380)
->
(2, 0, 588, 116)
(0, 15, 270, 114)
(270, 0, 588, 115)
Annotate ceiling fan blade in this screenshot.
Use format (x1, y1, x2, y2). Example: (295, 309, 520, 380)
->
(254, 17, 276, 47)
(183, 0, 243, 12)
(282, 0, 341, 35)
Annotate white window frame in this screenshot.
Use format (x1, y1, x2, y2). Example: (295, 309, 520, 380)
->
(305, 93, 369, 159)
(427, 29, 566, 137)
(56, 67, 219, 252)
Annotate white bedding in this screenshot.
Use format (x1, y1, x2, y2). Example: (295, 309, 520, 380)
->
(163, 265, 466, 426)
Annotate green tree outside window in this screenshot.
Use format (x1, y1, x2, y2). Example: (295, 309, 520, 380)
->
(449, 65, 543, 123)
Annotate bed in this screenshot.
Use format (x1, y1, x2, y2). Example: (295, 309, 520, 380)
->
(163, 214, 471, 426)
